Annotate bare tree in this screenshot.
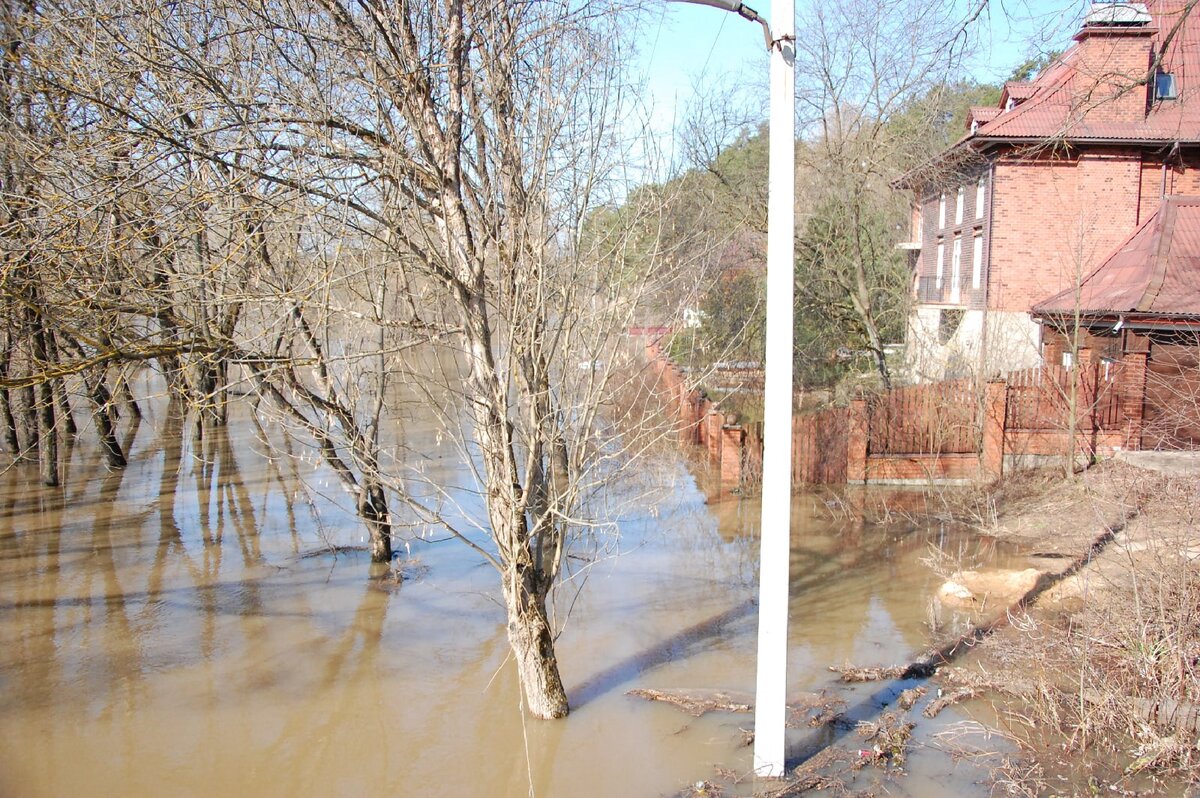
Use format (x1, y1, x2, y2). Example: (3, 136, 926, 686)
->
(1, 0, 665, 720)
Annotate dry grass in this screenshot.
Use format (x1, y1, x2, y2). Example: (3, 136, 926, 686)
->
(960, 463, 1200, 794)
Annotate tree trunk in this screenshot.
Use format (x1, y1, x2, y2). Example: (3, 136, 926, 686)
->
(53, 379, 75, 436)
(118, 377, 142, 420)
(46, 334, 76, 435)
(357, 481, 392, 563)
(0, 331, 19, 454)
(17, 383, 36, 462)
(31, 321, 58, 486)
(195, 358, 228, 425)
(458, 289, 570, 719)
(34, 377, 57, 485)
(84, 372, 126, 468)
(503, 564, 570, 720)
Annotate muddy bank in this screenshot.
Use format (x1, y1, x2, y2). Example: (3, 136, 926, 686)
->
(679, 463, 1200, 797)
(941, 461, 1200, 794)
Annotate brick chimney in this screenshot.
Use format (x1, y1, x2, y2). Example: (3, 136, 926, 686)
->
(1070, 3, 1156, 123)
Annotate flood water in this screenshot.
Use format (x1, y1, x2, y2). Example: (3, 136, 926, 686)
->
(0, 390, 1027, 797)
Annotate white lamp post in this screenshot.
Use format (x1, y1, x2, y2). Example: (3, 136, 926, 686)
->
(667, 0, 795, 778)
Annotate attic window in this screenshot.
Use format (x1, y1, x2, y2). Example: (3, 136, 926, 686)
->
(1155, 72, 1178, 100)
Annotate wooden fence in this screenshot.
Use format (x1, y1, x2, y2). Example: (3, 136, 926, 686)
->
(867, 378, 977, 455)
(644, 339, 1142, 488)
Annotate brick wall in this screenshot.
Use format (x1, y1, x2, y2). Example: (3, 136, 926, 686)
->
(1070, 26, 1154, 124)
(1139, 154, 1200, 221)
(989, 147, 1142, 313)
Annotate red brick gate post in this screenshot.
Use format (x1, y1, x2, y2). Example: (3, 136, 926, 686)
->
(981, 379, 1008, 480)
(1120, 350, 1148, 449)
(847, 397, 868, 483)
(720, 425, 745, 484)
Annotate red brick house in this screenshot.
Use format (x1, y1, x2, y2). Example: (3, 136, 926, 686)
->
(1033, 195, 1200, 447)
(897, 0, 1200, 385)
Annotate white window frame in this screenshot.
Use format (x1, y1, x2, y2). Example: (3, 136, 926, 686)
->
(975, 176, 986, 219)
(972, 231, 983, 290)
(950, 236, 962, 303)
(955, 186, 964, 225)
(938, 193, 946, 228)
(935, 240, 945, 290)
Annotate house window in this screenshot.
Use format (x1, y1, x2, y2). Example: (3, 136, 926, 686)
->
(938, 193, 946, 228)
(1101, 356, 1116, 381)
(972, 231, 983, 290)
(938, 309, 964, 344)
(955, 186, 964, 225)
(935, 240, 945, 289)
(975, 176, 985, 219)
(1155, 72, 1178, 100)
(950, 235, 962, 303)
(1062, 351, 1074, 368)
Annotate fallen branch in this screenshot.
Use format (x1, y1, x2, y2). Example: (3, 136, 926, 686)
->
(627, 687, 845, 728)
(626, 688, 752, 717)
(922, 687, 978, 718)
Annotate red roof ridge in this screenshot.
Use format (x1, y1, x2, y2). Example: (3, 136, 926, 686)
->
(1033, 195, 1200, 318)
(1136, 197, 1178, 310)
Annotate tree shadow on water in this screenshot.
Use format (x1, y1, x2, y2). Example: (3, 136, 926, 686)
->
(569, 598, 756, 710)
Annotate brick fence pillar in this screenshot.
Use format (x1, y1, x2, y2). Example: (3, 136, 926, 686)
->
(847, 398, 868, 483)
(981, 379, 1008, 481)
(1120, 350, 1148, 449)
(678, 385, 698, 446)
(719, 425, 745, 484)
(706, 411, 722, 461)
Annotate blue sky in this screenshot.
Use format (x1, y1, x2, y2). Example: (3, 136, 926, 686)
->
(630, 1, 1086, 172)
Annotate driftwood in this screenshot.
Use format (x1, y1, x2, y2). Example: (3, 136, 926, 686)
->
(830, 665, 906, 682)
(832, 525, 1128, 686)
(626, 688, 752, 717)
(627, 687, 845, 728)
(897, 686, 927, 711)
(922, 687, 978, 718)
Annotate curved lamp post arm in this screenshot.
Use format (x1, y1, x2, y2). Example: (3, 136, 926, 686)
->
(666, 0, 774, 50)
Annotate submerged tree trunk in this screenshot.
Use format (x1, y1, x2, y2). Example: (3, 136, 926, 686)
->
(458, 284, 570, 718)
(53, 378, 75, 436)
(357, 482, 392, 563)
(84, 372, 125, 469)
(30, 318, 58, 486)
(0, 330, 19, 454)
(45, 336, 77, 437)
(503, 564, 570, 719)
(17, 383, 36, 463)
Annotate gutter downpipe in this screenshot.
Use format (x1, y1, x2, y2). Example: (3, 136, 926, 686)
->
(977, 154, 997, 378)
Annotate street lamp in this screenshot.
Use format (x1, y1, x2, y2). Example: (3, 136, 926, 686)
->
(667, 0, 795, 779)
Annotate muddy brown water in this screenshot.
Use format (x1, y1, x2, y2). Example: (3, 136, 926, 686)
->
(0, 399, 1027, 797)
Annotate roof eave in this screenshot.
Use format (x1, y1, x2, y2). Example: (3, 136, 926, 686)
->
(1032, 311, 1200, 331)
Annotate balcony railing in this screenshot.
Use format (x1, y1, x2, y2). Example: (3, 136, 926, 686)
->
(916, 275, 977, 307)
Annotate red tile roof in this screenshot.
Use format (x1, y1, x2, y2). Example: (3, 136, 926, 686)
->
(1033, 196, 1200, 317)
(973, 1, 1200, 143)
(1001, 81, 1037, 104)
(966, 106, 1000, 128)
